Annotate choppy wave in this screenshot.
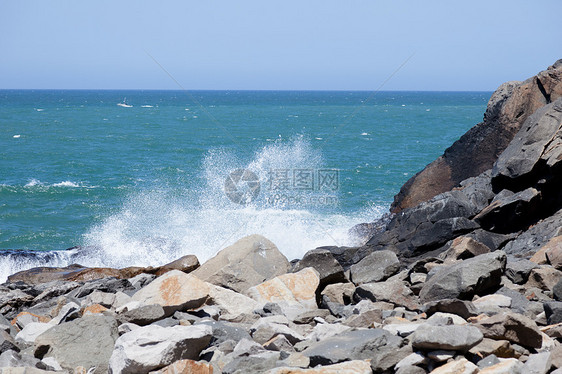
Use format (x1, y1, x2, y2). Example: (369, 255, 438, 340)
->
(0, 138, 383, 281)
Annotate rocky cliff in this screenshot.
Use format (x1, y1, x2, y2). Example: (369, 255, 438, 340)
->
(391, 60, 562, 213)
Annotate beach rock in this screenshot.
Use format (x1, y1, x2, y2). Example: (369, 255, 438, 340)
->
(150, 359, 213, 374)
(441, 236, 490, 263)
(320, 283, 355, 305)
(118, 304, 166, 326)
(263, 334, 295, 352)
(392, 60, 562, 213)
(544, 237, 562, 269)
(246, 267, 320, 319)
(468, 338, 514, 359)
(206, 284, 259, 319)
(108, 324, 212, 374)
(69, 277, 134, 298)
(0, 330, 19, 353)
(473, 294, 512, 309)
(266, 360, 372, 374)
(355, 279, 420, 310)
(292, 249, 346, 288)
(130, 270, 209, 315)
(505, 258, 538, 284)
(0, 350, 41, 368)
(15, 322, 52, 345)
(473, 311, 543, 348)
(411, 324, 483, 351)
(525, 266, 562, 291)
(301, 328, 402, 366)
(429, 358, 478, 374)
(419, 251, 506, 302)
(155, 254, 200, 275)
(424, 299, 478, 319)
(479, 358, 525, 374)
(554, 279, 562, 301)
(349, 250, 400, 285)
(503, 209, 562, 258)
(523, 352, 552, 374)
(474, 187, 541, 233)
(544, 302, 562, 324)
(195, 320, 252, 345)
(34, 315, 118, 374)
(192, 234, 290, 293)
(222, 351, 281, 374)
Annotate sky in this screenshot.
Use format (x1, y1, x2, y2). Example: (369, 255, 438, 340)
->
(1, 1, 561, 91)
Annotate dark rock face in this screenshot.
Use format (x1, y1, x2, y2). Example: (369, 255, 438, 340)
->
(544, 301, 562, 324)
(292, 249, 346, 289)
(392, 60, 562, 213)
(419, 251, 506, 303)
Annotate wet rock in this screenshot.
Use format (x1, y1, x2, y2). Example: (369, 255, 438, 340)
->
(419, 251, 506, 302)
(350, 250, 400, 285)
(411, 324, 483, 351)
(292, 249, 346, 289)
(192, 235, 290, 293)
(247, 268, 320, 320)
(301, 329, 402, 366)
(130, 270, 209, 315)
(108, 324, 212, 374)
(473, 312, 543, 349)
(34, 315, 118, 374)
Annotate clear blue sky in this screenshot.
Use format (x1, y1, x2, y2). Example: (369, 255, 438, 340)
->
(1, 1, 560, 90)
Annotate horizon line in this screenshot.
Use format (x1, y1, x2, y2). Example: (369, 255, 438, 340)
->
(0, 88, 495, 93)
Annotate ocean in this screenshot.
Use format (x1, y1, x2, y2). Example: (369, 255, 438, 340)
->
(0, 90, 490, 282)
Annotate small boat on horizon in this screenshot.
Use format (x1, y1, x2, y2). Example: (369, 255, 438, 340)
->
(117, 98, 133, 108)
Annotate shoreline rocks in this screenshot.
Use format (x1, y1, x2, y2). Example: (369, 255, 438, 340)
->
(1, 60, 562, 373)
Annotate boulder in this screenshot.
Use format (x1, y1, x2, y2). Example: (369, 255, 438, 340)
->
(292, 249, 346, 288)
(349, 250, 400, 285)
(130, 270, 209, 315)
(118, 304, 166, 326)
(419, 251, 506, 302)
(468, 338, 514, 359)
(424, 299, 478, 319)
(545, 236, 562, 269)
(206, 284, 259, 319)
(525, 266, 562, 291)
(155, 254, 200, 276)
(0, 330, 19, 353)
(479, 359, 525, 374)
(505, 258, 538, 284)
(429, 358, 478, 374)
(108, 324, 212, 374)
(320, 283, 355, 305)
(544, 302, 562, 325)
(554, 279, 562, 301)
(151, 359, 213, 374)
(355, 279, 420, 311)
(266, 360, 372, 373)
(246, 268, 320, 319)
(473, 311, 543, 349)
(192, 235, 290, 293)
(440, 236, 490, 263)
(392, 60, 562, 213)
(15, 322, 53, 345)
(34, 315, 118, 374)
(410, 324, 483, 351)
(301, 329, 402, 366)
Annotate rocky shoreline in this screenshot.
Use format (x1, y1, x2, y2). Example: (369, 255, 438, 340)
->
(1, 60, 562, 373)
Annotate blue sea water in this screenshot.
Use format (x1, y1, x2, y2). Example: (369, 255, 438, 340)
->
(0, 90, 490, 281)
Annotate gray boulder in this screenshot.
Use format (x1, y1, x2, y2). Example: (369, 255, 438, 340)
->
(301, 328, 402, 366)
(118, 304, 166, 326)
(350, 250, 400, 285)
(505, 258, 539, 284)
(554, 278, 562, 301)
(410, 324, 483, 351)
(192, 235, 290, 293)
(292, 248, 346, 288)
(473, 311, 543, 349)
(423, 299, 478, 319)
(419, 251, 506, 302)
(34, 315, 118, 374)
(544, 302, 562, 325)
(108, 324, 212, 374)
